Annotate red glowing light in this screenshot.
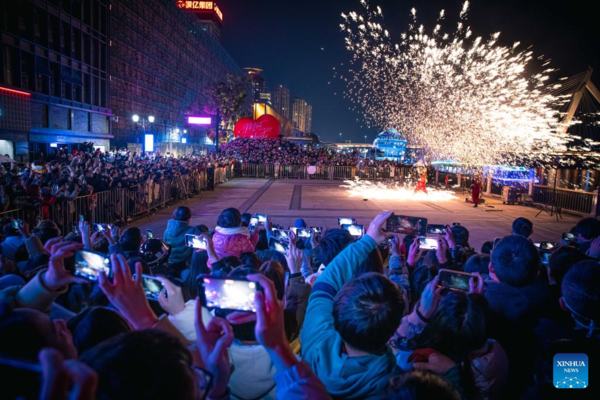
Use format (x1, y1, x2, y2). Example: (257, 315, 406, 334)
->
(0, 87, 31, 97)
(176, 1, 223, 21)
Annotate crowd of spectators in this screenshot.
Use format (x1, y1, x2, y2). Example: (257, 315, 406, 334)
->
(1, 191, 599, 399)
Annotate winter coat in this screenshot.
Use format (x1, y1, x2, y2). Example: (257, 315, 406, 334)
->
(211, 226, 259, 264)
(163, 220, 200, 265)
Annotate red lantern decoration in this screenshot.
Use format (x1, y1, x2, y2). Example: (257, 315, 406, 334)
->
(234, 114, 280, 139)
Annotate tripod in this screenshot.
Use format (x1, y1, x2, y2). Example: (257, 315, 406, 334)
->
(536, 167, 562, 221)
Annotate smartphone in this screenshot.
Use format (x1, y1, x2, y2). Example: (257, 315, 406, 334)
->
(255, 214, 267, 223)
(535, 241, 556, 252)
(79, 215, 85, 222)
(562, 232, 577, 242)
(136, 274, 165, 301)
(198, 275, 261, 312)
(426, 224, 446, 235)
(438, 269, 475, 291)
(419, 237, 438, 250)
(386, 215, 428, 236)
(11, 219, 21, 229)
(269, 236, 289, 253)
(342, 224, 364, 238)
(297, 228, 312, 238)
(312, 227, 323, 235)
(540, 252, 551, 266)
(272, 229, 292, 241)
(74, 249, 111, 281)
(93, 223, 106, 232)
(146, 229, 154, 239)
(185, 234, 207, 250)
(338, 217, 355, 226)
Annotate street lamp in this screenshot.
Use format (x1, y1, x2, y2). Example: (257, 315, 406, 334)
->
(132, 114, 140, 123)
(365, 135, 367, 142)
(148, 115, 155, 123)
(339, 132, 342, 142)
(132, 115, 154, 131)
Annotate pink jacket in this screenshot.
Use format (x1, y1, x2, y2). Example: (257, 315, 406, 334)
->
(211, 226, 259, 265)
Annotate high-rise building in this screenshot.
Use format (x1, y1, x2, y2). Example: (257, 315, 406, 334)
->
(305, 104, 313, 133)
(176, 0, 224, 43)
(110, 0, 242, 147)
(273, 85, 290, 120)
(244, 68, 265, 102)
(0, 0, 112, 159)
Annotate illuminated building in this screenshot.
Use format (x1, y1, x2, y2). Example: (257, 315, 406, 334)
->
(292, 98, 313, 133)
(244, 68, 266, 102)
(177, 0, 223, 43)
(110, 0, 242, 149)
(0, 0, 112, 159)
(372, 128, 407, 161)
(273, 85, 290, 120)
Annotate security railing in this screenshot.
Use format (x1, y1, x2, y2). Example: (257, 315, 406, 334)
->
(234, 164, 411, 181)
(533, 185, 598, 215)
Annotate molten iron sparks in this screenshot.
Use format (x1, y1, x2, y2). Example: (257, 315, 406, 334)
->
(342, 179, 457, 202)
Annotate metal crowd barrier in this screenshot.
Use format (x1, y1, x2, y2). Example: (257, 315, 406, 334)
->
(533, 185, 598, 215)
(235, 164, 410, 181)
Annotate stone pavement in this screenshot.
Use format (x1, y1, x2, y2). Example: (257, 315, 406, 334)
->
(132, 178, 581, 250)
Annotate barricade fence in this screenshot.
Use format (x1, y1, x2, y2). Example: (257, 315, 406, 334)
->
(8, 164, 599, 228)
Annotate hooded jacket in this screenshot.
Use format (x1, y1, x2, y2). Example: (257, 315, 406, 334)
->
(228, 342, 277, 400)
(163, 220, 199, 265)
(301, 235, 399, 399)
(211, 226, 259, 263)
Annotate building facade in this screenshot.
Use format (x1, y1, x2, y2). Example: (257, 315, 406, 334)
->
(110, 0, 242, 150)
(0, 0, 112, 160)
(292, 97, 312, 133)
(244, 67, 265, 102)
(272, 84, 290, 120)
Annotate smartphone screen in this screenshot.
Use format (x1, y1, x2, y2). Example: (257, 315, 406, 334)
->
(342, 224, 364, 238)
(312, 227, 323, 234)
(198, 275, 260, 312)
(139, 274, 165, 301)
(269, 237, 289, 253)
(74, 250, 111, 281)
(438, 269, 474, 291)
(255, 214, 267, 223)
(338, 217, 355, 226)
(562, 232, 576, 242)
(146, 229, 154, 239)
(426, 224, 446, 235)
(93, 223, 105, 232)
(539, 241, 555, 251)
(297, 228, 312, 238)
(185, 234, 206, 249)
(419, 237, 438, 250)
(540, 252, 551, 266)
(386, 215, 428, 236)
(272, 229, 292, 241)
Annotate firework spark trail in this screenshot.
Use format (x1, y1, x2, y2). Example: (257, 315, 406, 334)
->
(342, 179, 457, 202)
(338, 0, 575, 166)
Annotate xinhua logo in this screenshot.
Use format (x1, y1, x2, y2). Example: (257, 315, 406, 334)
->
(553, 353, 588, 389)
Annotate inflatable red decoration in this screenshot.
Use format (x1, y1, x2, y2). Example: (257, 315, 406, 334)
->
(234, 114, 280, 139)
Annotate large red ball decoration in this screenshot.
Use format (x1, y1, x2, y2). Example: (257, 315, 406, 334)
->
(234, 114, 280, 139)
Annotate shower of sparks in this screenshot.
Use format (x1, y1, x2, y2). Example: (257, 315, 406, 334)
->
(342, 179, 457, 202)
(338, 0, 577, 167)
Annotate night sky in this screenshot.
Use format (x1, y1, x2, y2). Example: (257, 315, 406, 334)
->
(217, 0, 600, 143)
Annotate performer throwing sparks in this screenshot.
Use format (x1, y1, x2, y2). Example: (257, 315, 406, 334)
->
(471, 173, 482, 208)
(414, 163, 428, 195)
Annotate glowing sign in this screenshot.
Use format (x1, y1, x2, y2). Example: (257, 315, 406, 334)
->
(176, 1, 223, 21)
(144, 134, 154, 152)
(188, 116, 212, 125)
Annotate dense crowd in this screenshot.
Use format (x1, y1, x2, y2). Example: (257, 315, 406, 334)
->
(1, 192, 599, 399)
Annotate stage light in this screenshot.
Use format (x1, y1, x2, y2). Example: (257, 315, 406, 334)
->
(132, 114, 140, 123)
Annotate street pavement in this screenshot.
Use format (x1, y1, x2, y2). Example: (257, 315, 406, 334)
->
(131, 178, 581, 250)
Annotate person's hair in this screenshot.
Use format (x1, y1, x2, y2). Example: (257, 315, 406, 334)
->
(464, 254, 490, 275)
(451, 226, 469, 247)
(384, 370, 461, 400)
(120, 227, 142, 252)
(414, 291, 489, 360)
(480, 241, 493, 254)
(548, 246, 588, 287)
(333, 273, 404, 353)
(561, 260, 600, 327)
(217, 207, 242, 228)
(239, 252, 262, 269)
(184, 251, 210, 298)
(259, 261, 285, 300)
(33, 220, 61, 244)
(2, 223, 19, 237)
(512, 217, 533, 238)
(575, 217, 600, 240)
(256, 249, 288, 270)
(196, 224, 209, 233)
(211, 255, 241, 274)
(314, 229, 354, 266)
(172, 206, 192, 222)
(80, 330, 196, 400)
(67, 307, 131, 354)
(421, 250, 440, 269)
(491, 235, 540, 287)
(356, 248, 385, 277)
(240, 213, 252, 227)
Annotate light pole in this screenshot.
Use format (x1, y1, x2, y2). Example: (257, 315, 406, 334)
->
(133, 114, 155, 150)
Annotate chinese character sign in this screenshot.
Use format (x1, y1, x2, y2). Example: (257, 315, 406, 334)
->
(176, 1, 223, 21)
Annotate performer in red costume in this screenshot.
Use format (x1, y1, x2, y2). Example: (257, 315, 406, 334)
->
(414, 165, 428, 195)
(471, 173, 482, 207)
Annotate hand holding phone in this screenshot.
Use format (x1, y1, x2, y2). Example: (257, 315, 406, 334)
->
(135, 274, 165, 301)
(74, 249, 111, 281)
(338, 217, 355, 226)
(342, 224, 364, 238)
(198, 275, 262, 312)
(185, 234, 207, 249)
(437, 269, 478, 292)
(269, 237, 289, 253)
